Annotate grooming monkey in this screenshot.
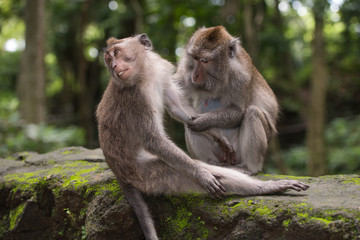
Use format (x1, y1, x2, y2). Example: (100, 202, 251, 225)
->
(96, 34, 309, 240)
(174, 26, 279, 174)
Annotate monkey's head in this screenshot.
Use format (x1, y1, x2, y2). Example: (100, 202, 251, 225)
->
(104, 34, 152, 86)
(185, 26, 240, 93)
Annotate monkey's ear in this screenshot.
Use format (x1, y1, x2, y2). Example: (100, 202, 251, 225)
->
(139, 33, 152, 50)
(229, 38, 240, 58)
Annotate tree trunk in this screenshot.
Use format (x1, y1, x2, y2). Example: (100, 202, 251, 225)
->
(17, 0, 46, 123)
(131, 0, 143, 33)
(306, 1, 329, 176)
(77, 0, 96, 148)
(243, 1, 257, 61)
(274, 0, 294, 83)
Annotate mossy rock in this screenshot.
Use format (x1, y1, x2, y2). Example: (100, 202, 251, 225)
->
(0, 147, 359, 240)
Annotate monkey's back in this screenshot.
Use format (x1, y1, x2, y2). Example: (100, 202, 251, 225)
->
(96, 80, 155, 182)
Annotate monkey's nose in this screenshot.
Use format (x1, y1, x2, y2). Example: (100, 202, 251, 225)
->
(192, 73, 199, 83)
(112, 64, 117, 70)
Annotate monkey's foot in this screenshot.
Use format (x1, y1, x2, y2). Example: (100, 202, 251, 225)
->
(198, 169, 227, 199)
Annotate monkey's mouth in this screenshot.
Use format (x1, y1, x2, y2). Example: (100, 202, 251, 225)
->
(116, 69, 129, 79)
(192, 81, 206, 89)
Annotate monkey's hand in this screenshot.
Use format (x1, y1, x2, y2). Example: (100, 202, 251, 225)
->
(261, 180, 310, 194)
(214, 136, 236, 165)
(187, 114, 210, 132)
(196, 168, 226, 199)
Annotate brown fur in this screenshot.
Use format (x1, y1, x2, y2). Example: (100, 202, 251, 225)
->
(192, 26, 231, 50)
(96, 33, 308, 240)
(174, 26, 279, 174)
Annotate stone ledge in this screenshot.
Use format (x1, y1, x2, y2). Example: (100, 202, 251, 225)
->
(0, 147, 359, 240)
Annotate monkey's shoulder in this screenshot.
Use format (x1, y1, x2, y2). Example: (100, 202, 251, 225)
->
(98, 83, 151, 123)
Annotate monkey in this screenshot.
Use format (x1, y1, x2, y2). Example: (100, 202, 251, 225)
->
(96, 33, 309, 240)
(173, 26, 279, 175)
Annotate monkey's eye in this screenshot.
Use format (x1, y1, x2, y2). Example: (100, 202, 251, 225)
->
(107, 57, 112, 63)
(114, 49, 119, 56)
(200, 58, 208, 63)
(124, 56, 134, 62)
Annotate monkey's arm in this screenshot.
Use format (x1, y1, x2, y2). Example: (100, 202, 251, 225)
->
(164, 82, 230, 135)
(164, 84, 235, 163)
(188, 105, 245, 132)
(144, 131, 226, 198)
(164, 83, 192, 122)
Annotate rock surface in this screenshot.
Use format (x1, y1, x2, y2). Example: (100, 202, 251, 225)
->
(0, 147, 359, 240)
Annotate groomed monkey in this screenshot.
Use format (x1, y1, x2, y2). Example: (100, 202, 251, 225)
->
(96, 34, 309, 240)
(174, 26, 279, 174)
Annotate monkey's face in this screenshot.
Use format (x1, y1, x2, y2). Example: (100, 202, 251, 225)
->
(104, 34, 152, 86)
(186, 46, 230, 93)
(185, 26, 234, 92)
(104, 43, 136, 84)
(186, 51, 215, 90)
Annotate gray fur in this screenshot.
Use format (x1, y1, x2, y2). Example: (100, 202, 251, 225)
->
(173, 26, 279, 174)
(96, 34, 308, 240)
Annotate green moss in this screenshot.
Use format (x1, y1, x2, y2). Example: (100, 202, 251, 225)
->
(311, 217, 332, 226)
(4, 161, 105, 192)
(162, 194, 212, 239)
(225, 199, 279, 222)
(281, 207, 344, 230)
(61, 148, 82, 155)
(164, 208, 210, 240)
(254, 205, 277, 220)
(317, 174, 360, 185)
(259, 174, 312, 181)
(297, 212, 309, 224)
(341, 176, 360, 185)
(81, 225, 87, 240)
(9, 203, 26, 231)
(282, 219, 291, 228)
(171, 207, 192, 233)
(84, 179, 122, 201)
(220, 198, 253, 217)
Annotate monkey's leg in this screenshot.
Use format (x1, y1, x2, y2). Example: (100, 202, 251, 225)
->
(198, 161, 309, 195)
(119, 181, 159, 240)
(238, 105, 271, 175)
(184, 127, 223, 166)
(133, 159, 308, 198)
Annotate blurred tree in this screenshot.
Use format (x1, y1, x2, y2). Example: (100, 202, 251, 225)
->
(17, 0, 46, 123)
(47, 0, 139, 147)
(306, 0, 329, 176)
(242, 0, 265, 63)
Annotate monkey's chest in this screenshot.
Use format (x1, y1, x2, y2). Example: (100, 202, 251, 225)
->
(199, 99, 223, 113)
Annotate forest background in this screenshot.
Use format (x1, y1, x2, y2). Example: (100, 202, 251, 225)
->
(0, 0, 359, 177)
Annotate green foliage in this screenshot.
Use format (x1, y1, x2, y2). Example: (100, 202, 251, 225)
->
(0, 95, 85, 157)
(282, 116, 360, 175)
(283, 146, 309, 176)
(0, 51, 21, 93)
(326, 116, 360, 173)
